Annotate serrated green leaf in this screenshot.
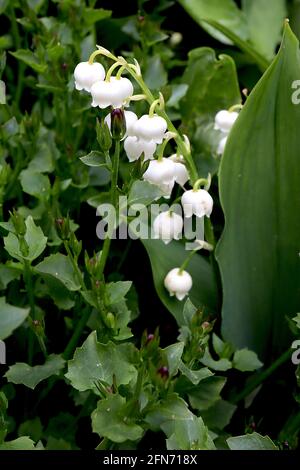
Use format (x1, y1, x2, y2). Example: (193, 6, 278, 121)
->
(200, 349, 232, 371)
(4, 216, 47, 262)
(65, 331, 137, 393)
(5, 355, 65, 390)
(106, 281, 132, 305)
(10, 49, 47, 73)
(80, 151, 106, 167)
(35, 253, 81, 291)
(20, 169, 50, 199)
(166, 416, 215, 450)
(216, 23, 300, 359)
(92, 394, 144, 443)
(201, 399, 237, 431)
(0, 436, 35, 450)
(0, 297, 30, 340)
(178, 361, 213, 385)
(164, 342, 184, 376)
(233, 349, 263, 372)
(83, 8, 112, 25)
(188, 376, 226, 411)
(227, 432, 278, 450)
(128, 180, 164, 206)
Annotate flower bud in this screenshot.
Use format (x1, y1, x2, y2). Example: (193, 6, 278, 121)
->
(164, 268, 192, 301)
(157, 366, 169, 379)
(181, 189, 213, 218)
(10, 209, 26, 236)
(55, 216, 70, 240)
(110, 108, 126, 140)
(153, 211, 183, 244)
(105, 110, 138, 138)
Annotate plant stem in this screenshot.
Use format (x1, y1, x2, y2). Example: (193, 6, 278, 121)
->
(63, 241, 86, 290)
(232, 348, 292, 404)
(23, 260, 35, 364)
(63, 306, 92, 360)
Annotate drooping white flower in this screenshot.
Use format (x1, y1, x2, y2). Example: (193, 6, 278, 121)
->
(143, 158, 176, 198)
(214, 110, 238, 134)
(105, 110, 138, 137)
(91, 76, 134, 109)
(181, 189, 213, 218)
(217, 135, 228, 155)
(124, 136, 156, 161)
(164, 268, 192, 301)
(74, 61, 105, 92)
(133, 114, 167, 144)
(168, 154, 189, 186)
(153, 211, 183, 244)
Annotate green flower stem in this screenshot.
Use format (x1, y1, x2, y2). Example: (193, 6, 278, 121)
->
(63, 306, 92, 360)
(10, 5, 24, 109)
(179, 249, 198, 273)
(232, 348, 292, 404)
(128, 73, 199, 185)
(63, 241, 86, 290)
(111, 139, 120, 208)
(23, 260, 35, 364)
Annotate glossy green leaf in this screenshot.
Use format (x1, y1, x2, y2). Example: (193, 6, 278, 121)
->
(242, 0, 286, 60)
(178, 362, 213, 385)
(92, 395, 144, 443)
(35, 253, 81, 291)
(201, 399, 237, 431)
(179, 0, 269, 71)
(83, 8, 112, 25)
(163, 342, 184, 377)
(227, 432, 278, 450)
(216, 24, 300, 359)
(5, 355, 65, 389)
(180, 47, 241, 175)
(65, 331, 137, 393)
(188, 376, 226, 411)
(179, 0, 248, 45)
(0, 297, 30, 340)
(142, 239, 219, 325)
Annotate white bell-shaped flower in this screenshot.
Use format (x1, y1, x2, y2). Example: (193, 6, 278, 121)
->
(133, 114, 167, 143)
(169, 154, 189, 186)
(214, 110, 238, 134)
(164, 268, 192, 301)
(217, 135, 228, 155)
(91, 76, 134, 109)
(74, 61, 105, 92)
(143, 158, 176, 197)
(153, 211, 183, 244)
(105, 110, 138, 137)
(124, 136, 156, 162)
(181, 189, 213, 218)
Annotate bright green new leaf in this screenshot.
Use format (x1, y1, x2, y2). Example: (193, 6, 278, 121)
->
(227, 432, 278, 450)
(0, 297, 30, 340)
(216, 23, 300, 359)
(65, 331, 137, 393)
(35, 253, 81, 291)
(92, 395, 144, 443)
(5, 355, 65, 390)
(142, 239, 219, 325)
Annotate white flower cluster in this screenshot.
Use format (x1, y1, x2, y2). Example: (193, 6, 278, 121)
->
(74, 56, 215, 304)
(214, 109, 239, 154)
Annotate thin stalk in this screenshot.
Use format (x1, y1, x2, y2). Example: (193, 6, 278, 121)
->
(232, 348, 292, 404)
(63, 241, 86, 290)
(63, 307, 92, 360)
(23, 260, 35, 364)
